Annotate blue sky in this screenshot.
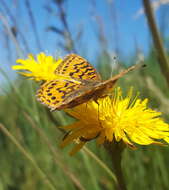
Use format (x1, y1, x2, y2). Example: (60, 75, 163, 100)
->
(34, 0, 149, 56)
(0, 0, 150, 57)
(0, 0, 168, 84)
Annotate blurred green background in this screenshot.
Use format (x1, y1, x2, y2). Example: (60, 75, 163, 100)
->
(0, 0, 169, 189)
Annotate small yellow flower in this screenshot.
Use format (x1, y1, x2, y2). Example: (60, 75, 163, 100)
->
(61, 87, 169, 155)
(12, 53, 63, 81)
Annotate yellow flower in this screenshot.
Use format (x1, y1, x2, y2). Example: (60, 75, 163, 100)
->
(12, 53, 63, 81)
(61, 87, 169, 155)
(12, 52, 169, 155)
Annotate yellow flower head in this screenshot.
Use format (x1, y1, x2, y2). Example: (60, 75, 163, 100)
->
(61, 87, 169, 155)
(12, 52, 169, 155)
(12, 53, 63, 81)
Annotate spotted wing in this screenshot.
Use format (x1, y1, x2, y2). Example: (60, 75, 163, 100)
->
(55, 54, 101, 81)
(37, 62, 141, 110)
(52, 63, 143, 109)
(36, 80, 85, 110)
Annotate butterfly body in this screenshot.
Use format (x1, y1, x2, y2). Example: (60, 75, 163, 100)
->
(36, 54, 140, 111)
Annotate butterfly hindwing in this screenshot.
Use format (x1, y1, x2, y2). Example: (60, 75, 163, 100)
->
(36, 80, 84, 110)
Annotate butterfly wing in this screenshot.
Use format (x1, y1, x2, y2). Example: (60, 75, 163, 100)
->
(37, 58, 141, 110)
(36, 54, 101, 110)
(55, 54, 101, 81)
(36, 79, 85, 110)
(52, 64, 142, 108)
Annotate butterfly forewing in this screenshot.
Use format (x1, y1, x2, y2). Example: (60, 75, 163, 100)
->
(55, 54, 101, 81)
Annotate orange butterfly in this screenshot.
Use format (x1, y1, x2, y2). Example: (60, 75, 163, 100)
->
(36, 54, 143, 110)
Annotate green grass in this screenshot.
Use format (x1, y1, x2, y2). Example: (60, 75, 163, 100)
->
(0, 52, 169, 190)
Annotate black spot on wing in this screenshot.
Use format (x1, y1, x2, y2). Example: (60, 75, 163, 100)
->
(85, 68, 95, 72)
(87, 72, 96, 76)
(90, 75, 97, 79)
(80, 65, 90, 69)
(51, 96, 56, 100)
(64, 82, 69, 87)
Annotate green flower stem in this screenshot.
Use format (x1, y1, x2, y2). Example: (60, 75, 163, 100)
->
(104, 141, 127, 190)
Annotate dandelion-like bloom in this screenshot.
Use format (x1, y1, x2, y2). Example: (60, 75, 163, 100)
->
(12, 52, 169, 155)
(12, 53, 63, 81)
(61, 87, 169, 155)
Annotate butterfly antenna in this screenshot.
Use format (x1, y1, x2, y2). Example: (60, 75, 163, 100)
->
(110, 55, 118, 77)
(135, 52, 146, 69)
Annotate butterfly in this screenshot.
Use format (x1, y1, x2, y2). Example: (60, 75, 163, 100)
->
(36, 54, 142, 111)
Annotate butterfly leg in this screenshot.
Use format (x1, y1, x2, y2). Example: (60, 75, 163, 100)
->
(62, 131, 71, 141)
(94, 99, 103, 128)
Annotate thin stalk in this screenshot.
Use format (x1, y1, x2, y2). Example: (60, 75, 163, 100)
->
(143, 0, 169, 88)
(23, 112, 86, 190)
(83, 146, 118, 184)
(25, 0, 42, 50)
(58, 2, 76, 52)
(0, 123, 57, 190)
(0, 14, 24, 57)
(81, 152, 100, 190)
(26, 106, 118, 186)
(53, 1, 76, 53)
(1, 0, 31, 52)
(104, 141, 127, 190)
